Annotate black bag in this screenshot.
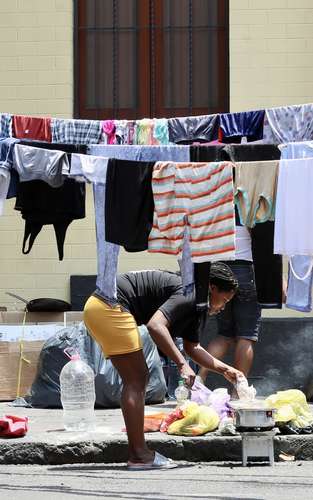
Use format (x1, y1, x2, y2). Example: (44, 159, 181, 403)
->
(26, 323, 167, 408)
(6, 292, 71, 312)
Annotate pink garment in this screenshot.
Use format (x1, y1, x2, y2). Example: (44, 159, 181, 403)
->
(102, 120, 116, 144)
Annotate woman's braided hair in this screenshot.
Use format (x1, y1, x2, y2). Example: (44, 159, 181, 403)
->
(209, 262, 238, 292)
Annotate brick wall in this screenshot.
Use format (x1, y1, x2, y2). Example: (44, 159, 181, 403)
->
(230, 0, 313, 111)
(0, 0, 313, 311)
(0, 0, 73, 117)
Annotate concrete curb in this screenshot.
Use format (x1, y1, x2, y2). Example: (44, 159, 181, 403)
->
(1, 434, 313, 465)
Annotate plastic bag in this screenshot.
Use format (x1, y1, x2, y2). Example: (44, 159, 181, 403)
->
(160, 407, 184, 433)
(167, 401, 220, 436)
(265, 389, 313, 428)
(27, 323, 166, 408)
(235, 374, 256, 401)
(190, 376, 212, 405)
(207, 388, 231, 420)
(143, 412, 168, 432)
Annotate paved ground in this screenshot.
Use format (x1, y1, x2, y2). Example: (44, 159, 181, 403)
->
(0, 461, 312, 500)
(1, 401, 313, 466)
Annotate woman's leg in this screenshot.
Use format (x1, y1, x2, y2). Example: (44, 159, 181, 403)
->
(110, 349, 154, 464)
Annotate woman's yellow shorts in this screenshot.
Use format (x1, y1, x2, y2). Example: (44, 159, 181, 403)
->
(83, 295, 142, 358)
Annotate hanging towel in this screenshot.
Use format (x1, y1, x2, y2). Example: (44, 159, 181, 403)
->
(168, 114, 219, 144)
(13, 115, 52, 142)
(51, 118, 102, 145)
(274, 157, 313, 256)
(219, 110, 265, 143)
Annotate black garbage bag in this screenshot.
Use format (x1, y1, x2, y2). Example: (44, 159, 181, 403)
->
(26, 322, 166, 408)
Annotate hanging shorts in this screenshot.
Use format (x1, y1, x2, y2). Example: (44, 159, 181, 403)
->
(83, 295, 142, 358)
(148, 161, 235, 262)
(234, 160, 279, 228)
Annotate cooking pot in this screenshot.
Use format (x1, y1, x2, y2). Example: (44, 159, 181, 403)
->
(229, 400, 276, 431)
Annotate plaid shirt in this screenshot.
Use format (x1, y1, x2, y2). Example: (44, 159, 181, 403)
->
(0, 113, 12, 138)
(51, 118, 102, 145)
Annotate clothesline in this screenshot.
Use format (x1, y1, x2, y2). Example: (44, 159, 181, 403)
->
(1, 101, 313, 147)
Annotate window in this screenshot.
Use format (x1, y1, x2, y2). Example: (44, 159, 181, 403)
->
(74, 0, 229, 119)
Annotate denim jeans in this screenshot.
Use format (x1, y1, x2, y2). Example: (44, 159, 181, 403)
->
(218, 261, 261, 342)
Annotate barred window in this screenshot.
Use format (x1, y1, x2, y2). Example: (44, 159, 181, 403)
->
(74, 0, 229, 119)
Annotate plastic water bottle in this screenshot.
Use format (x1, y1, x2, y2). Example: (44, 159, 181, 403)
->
(174, 380, 189, 406)
(60, 348, 96, 431)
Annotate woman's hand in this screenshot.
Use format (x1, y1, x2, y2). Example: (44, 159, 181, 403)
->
(178, 362, 196, 388)
(222, 366, 244, 385)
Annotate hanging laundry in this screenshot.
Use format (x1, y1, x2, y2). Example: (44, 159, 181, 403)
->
(71, 152, 120, 302)
(251, 221, 283, 308)
(168, 114, 219, 144)
(105, 159, 155, 252)
(263, 103, 313, 143)
(279, 140, 313, 313)
(234, 160, 279, 228)
(14, 178, 85, 261)
(114, 120, 128, 144)
(101, 120, 116, 144)
(0, 113, 12, 138)
(286, 256, 313, 313)
(125, 120, 136, 145)
(88, 144, 190, 162)
(148, 161, 235, 262)
(190, 144, 228, 162)
(13, 144, 70, 188)
(51, 118, 102, 145)
(223, 144, 281, 162)
(13, 115, 52, 142)
(0, 138, 20, 213)
(70, 154, 108, 184)
(274, 157, 313, 256)
(279, 140, 313, 160)
(136, 118, 155, 145)
(219, 110, 265, 143)
(153, 118, 170, 145)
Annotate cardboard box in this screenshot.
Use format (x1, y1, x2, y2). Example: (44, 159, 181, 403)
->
(0, 311, 83, 401)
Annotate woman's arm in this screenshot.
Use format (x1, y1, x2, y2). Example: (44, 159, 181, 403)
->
(146, 310, 196, 386)
(183, 339, 243, 384)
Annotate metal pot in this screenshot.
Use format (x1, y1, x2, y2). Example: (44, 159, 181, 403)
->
(229, 400, 276, 430)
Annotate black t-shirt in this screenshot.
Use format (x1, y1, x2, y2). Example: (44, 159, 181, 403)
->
(116, 270, 200, 343)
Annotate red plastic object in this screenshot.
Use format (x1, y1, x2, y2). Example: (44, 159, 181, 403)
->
(0, 415, 29, 438)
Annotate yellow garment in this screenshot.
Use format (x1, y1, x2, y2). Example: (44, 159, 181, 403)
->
(266, 389, 313, 428)
(167, 402, 219, 436)
(83, 296, 142, 358)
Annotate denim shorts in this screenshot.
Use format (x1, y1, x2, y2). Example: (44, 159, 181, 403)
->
(217, 261, 261, 342)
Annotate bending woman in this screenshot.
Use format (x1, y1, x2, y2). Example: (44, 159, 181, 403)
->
(84, 262, 242, 470)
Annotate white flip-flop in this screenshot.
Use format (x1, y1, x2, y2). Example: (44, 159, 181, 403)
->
(127, 451, 178, 470)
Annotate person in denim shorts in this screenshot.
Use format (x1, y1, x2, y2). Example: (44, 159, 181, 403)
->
(199, 222, 261, 383)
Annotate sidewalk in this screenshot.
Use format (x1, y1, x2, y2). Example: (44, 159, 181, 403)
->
(1, 401, 313, 465)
